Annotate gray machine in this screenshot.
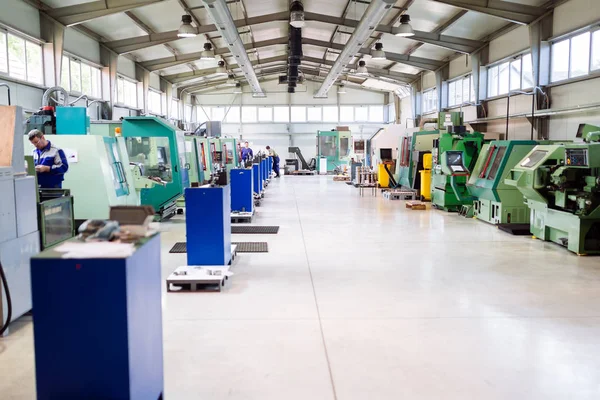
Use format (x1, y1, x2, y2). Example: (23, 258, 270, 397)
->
(0, 105, 40, 335)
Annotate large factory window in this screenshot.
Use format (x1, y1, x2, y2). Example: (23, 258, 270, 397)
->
(487, 54, 531, 97)
(211, 107, 225, 121)
(117, 76, 138, 108)
(448, 76, 474, 107)
(61, 55, 101, 98)
(291, 106, 307, 122)
(273, 106, 289, 122)
(549, 29, 598, 82)
(422, 88, 437, 114)
(258, 107, 273, 122)
(0, 31, 43, 85)
(225, 106, 240, 123)
(148, 90, 162, 114)
(354, 106, 368, 122)
(322, 106, 338, 122)
(241, 106, 257, 123)
(369, 105, 384, 122)
(339, 106, 354, 121)
(170, 99, 179, 120)
(593, 30, 600, 71)
(307, 106, 321, 122)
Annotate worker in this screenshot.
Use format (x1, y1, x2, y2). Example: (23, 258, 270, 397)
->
(28, 129, 69, 189)
(265, 146, 280, 178)
(241, 141, 253, 165)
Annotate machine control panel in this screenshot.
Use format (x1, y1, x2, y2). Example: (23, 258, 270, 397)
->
(565, 148, 588, 167)
(445, 151, 467, 173)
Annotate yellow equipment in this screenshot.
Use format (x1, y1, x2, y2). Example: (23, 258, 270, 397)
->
(419, 154, 432, 201)
(378, 163, 394, 188)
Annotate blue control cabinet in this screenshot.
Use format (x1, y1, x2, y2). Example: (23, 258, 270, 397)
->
(186, 186, 232, 265)
(268, 156, 273, 178)
(230, 168, 254, 214)
(31, 235, 164, 400)
(253, 163, 262, 194)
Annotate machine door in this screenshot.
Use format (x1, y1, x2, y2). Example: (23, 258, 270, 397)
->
(175, 131, 190, 189)
(103, 137, 130, 197)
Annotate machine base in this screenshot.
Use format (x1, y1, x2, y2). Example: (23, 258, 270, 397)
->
(498, 223, 531, 236)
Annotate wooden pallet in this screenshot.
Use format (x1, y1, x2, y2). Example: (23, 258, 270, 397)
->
(291, 170, 316, 176)
(333, 175, 350, 182)
(166, 266, 232, 292)
(382, 190, 417, 200)
(406, 201, 427, 210)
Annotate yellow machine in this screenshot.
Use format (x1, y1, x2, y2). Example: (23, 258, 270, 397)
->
(377, 163, 393, 188)
(419, 153, 432, 201)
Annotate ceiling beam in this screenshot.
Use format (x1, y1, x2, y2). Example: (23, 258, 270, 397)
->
(46, 0, 165, 26)
(140, 37, 288, 71)
(104, 11, 483, 55)
(429, 0, 546, 25)
(302, 38, 445, 71)
(403, 9, 468, 57)
(104, 11, 289, 54)
(166, 55, 288, 83)
(302, 56, 416, 83)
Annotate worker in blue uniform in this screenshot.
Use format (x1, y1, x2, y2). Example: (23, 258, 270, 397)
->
(28, 129, 69, 189)
(266, 146, 280, 178)
(241, 141, 253, 166)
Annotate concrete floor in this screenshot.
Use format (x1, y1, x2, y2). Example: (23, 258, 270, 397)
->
(2, 175, 600, 399)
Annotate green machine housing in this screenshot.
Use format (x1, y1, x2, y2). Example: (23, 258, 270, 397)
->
(467, 140, 538, 225)
(317, 130, 352, 172)
(396, 112, 463, 193)
(430, 113, 485, 211)
(506, 128, 600, 255)
(220, 137, 239, 176)
(122, 117, 188, 220)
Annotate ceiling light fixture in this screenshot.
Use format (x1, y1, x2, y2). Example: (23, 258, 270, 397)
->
(233, 83, 242, 94)
(313, 0, 395, 98)
(356, 60, 368, 76)
(226, 74, 236, 85)
(371, 42, 386, 60)
(215, 60, 228, 76)
(338, 84, 347, 94)
(201, 0, 264, 96)
(177, 15, 197, 38)
(201, 43, 215, 60)
(290, 1, 305, 28)
(394, 15, 414, 37)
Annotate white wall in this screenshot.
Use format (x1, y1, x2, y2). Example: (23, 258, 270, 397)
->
(64, 29, 101, 64)
(117, 57, 136, 80)
(422, 72, 436, 90)
(553, 0, 600, 37)
(0, 0, 40, 38)
(488, 26, 528, 64)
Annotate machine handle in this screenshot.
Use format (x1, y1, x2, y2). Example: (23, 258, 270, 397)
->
(185, 163, 191, 170)
(115, 161, 126, 183)
(174, 165, 179, 173)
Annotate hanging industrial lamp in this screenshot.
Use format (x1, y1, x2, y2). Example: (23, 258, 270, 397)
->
(215, 60, 227, 76)
(394, 15, 414, 37)
(177, 15, 197, 38)
(226, 74, 236, 85)
(356, 60, 368, 76)
(371, 42, 386, 60)
(233, 83, 243, 94)
(337, 84, 347, 94)
(290, 1, 305, 28)
(201, 43, 215, 59)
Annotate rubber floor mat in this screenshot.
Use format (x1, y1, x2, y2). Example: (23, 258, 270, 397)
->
(231, 242, 268, 253)
(169, 242, 187, 253)
(232, 226, 279, 234)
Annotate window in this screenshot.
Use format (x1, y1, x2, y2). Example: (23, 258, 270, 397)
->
(171, 99, 179, 119)
(422, 88, 437, 113)
(551, 39, 570, 82)
(522, 53, 534, 88)
(241, 106, 257, 123)
(185, 104, 193, 122)
(487, 54, 531, 97)
(0, 32, 43, 84)
(339, 106, 354, 121)
(70, 60, 81, 93)
(369, 105, 384, 122)
(354, 106, 368, 121)
(0, 33, 7, 73)
(448, 77, 473, 107)
(258, 107, 273, 122)
(307, 106, 321, 122)
(593, 30, 600, 71)
(211, 107, 225, 121)
(322, 106, 338, 122)
(291, 106, 306, 122)
(61, 56, 101, 97)
(387, 104, 396, 123)
(570, 32, 590, 78)
(225, 106, 240, 123)
(117, 76, 138, 108)
(273, 106, 289, 122)
(149, 90, 162, 114)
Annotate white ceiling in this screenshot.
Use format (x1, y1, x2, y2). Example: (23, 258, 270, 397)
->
(38, 0, 538, 92)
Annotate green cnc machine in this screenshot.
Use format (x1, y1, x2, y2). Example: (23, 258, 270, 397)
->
(317, 130, 352, 172)
(467, 140, 538, 224)
(506, 125, 600, 255)
(430, 121, 485, 211)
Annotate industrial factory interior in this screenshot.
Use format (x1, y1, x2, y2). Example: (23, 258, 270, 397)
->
(2, 0, 600, 398)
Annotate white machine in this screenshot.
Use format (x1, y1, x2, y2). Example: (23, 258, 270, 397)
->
(0, 105, 40, 335)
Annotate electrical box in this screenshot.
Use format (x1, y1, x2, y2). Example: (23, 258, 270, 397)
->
(56, 107, 90, 135)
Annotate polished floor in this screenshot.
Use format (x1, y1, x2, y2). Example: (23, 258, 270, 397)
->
(3, 176, 600, 399)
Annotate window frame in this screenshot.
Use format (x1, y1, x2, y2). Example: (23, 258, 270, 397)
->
(117, 75, 139, 109)
(422, 88, 438, 114)
(0, 30, 44, 86)
(485, 52, 532, 99)
(148, 89, 163, 115)
(549, 26, 600, 85)
(62, 53, 103, 99)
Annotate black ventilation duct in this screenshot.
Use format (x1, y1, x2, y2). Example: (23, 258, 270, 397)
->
(280, 3, 303, 93)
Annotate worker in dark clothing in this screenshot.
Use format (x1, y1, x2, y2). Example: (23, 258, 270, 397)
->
(241, 141, 253, 166)
(28, 129, 69, 189)
(265, 146, 280, 178)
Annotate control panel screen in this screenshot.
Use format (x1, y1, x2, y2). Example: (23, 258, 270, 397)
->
(446, 151, 463, 166)
(520, 150, 547, 168)
(565, 148, 588, 167)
